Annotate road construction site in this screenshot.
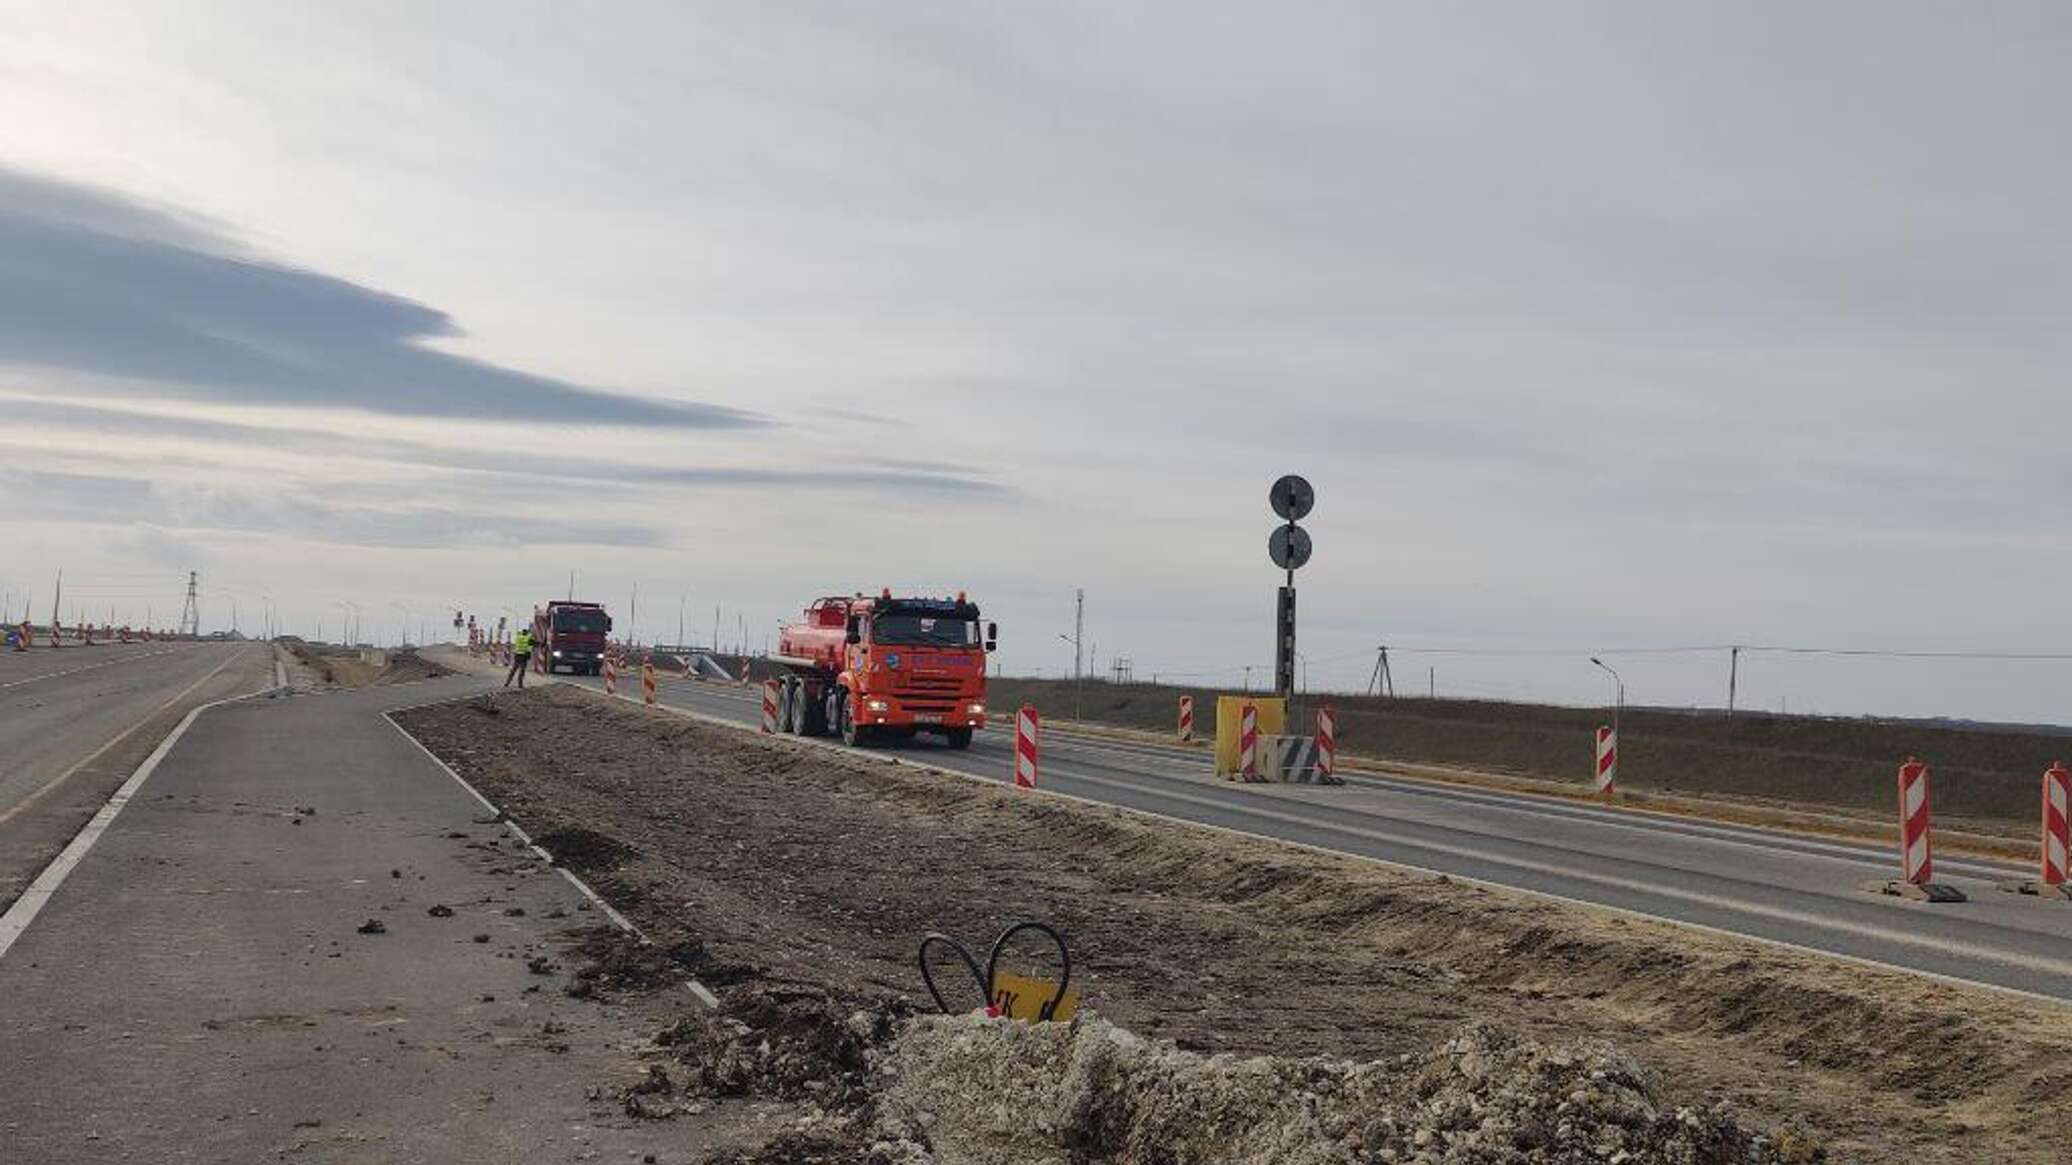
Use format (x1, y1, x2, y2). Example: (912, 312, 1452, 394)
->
(2, 633, 2070, 1162)
(392, 681, 2071, 1162)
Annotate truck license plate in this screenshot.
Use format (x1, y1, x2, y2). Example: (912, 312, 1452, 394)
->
(914, 714, 942, 724)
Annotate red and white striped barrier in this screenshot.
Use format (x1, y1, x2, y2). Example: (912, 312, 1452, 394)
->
(1316, 704, 1336, 781)
(1014, 705, 1039, 789)
(1594, 727, 1617, 800)
(2041, 762, 2068, 888)
(761, 680, 780, 733)
(1239, 702, 1260, 782)
(602, 655, 618, 697)
(641, 661, 658, 707)
(1177, 695, 1194, 742)
(740, 658, 753, 685)
(47, 622, 60, 648)
(1898, 758, 1933, 886)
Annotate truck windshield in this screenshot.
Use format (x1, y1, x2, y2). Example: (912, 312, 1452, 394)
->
(872, 615, 976, 647)
(552, 611, 610, 633)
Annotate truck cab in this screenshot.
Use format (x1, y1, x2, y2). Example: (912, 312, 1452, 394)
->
(773, 591, 995, 748)
(542, 600, 612, 675)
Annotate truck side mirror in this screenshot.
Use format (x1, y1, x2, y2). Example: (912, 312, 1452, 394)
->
(846, 615, 862, 645)
(985, 622, 997, 652)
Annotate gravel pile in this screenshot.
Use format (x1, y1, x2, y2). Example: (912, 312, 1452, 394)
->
(863, 1013, 1794, 1165)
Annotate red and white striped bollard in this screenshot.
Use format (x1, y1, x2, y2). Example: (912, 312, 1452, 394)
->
(1316, 705, 1336, 781)
(1014, 705, 1039, 789)
(1177, 695, 1194, 742)
(1898, 758, 1933, 886)
(641, 660, 658, 707)
(1239, 702, 1259, 782)
(761, 680, 780, 734)
(602, 655, 618, 697)
(2040, 761, 2068, 888)
(1594, 727, 1617, 800)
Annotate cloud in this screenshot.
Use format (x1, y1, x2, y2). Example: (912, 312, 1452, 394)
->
(0, 167, 762, 430)
(2, 397, 1012, 499)
(2, 469, 659, 549)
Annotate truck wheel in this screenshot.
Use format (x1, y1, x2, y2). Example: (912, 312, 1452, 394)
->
(945, 727, 973, 750)
(838, 692, 866, 747)
(800, 683, 827, 736)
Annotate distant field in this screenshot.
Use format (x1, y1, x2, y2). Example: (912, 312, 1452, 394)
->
(985, 676, 2067, 827)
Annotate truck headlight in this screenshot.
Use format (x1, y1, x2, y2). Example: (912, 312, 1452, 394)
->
(968, 703, 985, 715)
(866, 699, 889, 712)
(552, 650, 563, 658)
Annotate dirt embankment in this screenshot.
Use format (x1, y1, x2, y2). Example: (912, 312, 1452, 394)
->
(396, 686, 2072, 1164)
(987, 677, 2067, 831)
(282, 639, 452, 688)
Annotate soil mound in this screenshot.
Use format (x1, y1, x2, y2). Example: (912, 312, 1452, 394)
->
(873, 1014, 1789, 1164)
(532, 826, 638, 873)
(562, 926, 705, 997)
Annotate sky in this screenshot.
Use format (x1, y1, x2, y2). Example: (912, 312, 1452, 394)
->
(3, 3, 2069, 722)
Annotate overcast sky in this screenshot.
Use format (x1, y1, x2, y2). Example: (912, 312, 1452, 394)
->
(4, 3, 2069, 722)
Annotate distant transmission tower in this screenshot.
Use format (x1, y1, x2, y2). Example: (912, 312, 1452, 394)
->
(178, 571, 201, 637)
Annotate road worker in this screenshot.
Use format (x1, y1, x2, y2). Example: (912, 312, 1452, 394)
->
(505, 626, 534, 688)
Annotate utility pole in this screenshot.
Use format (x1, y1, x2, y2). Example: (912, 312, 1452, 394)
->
(49, 569, 63, 641)
(1073, 589, 1084, 684)
(568, 570, 576, 601)
(1429, 666, 1435, 698)
(629, 583, 638, 647)
(712, 604, 720, 654)
(1727, 645, 1740, 720)
(677, 594, 686, 649)
(1366, 645, 1395, 697)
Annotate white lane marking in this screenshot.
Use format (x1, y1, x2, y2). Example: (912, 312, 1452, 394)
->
(0, 655, 272, 960)
(0, 645, 193, 692)
(380, 708, 719, 1012)
(0, 645, 254, 827)
(595, 681, 2072, 1005)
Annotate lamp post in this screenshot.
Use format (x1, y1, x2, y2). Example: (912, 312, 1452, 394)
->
(1056, 632, 1084, 721)
(1589, 657, 1624, 743)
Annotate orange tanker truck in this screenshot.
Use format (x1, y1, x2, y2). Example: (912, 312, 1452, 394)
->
(771, 590, 995, 748)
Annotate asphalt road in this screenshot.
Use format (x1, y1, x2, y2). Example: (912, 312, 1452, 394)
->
(0, 673, 770, 1163)
(566, 666, 2072, 1002)
(0, 640, 269, 907)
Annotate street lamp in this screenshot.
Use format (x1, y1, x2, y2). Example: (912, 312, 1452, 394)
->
(1589, 657, 1624, 742)
(1057, 632, 1084, 720)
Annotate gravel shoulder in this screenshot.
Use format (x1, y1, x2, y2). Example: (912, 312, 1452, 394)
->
(396, 686, 2072, 1164)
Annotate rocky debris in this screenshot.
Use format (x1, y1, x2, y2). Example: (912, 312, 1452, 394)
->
(426, 904, 455, 918)
(562, 926, 708, 998)
(656, 985, 905, 1109)
(865, 1015, 1794, 1165)
(531, 825, 638, 873)
(355, 919, 386, 936)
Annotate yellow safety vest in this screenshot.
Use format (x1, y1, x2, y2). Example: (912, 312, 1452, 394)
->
(514, 630, 533, 652)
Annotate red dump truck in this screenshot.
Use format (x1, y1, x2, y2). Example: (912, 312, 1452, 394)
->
(771, 590, 995, 748)
(540, 600, 612, 675)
